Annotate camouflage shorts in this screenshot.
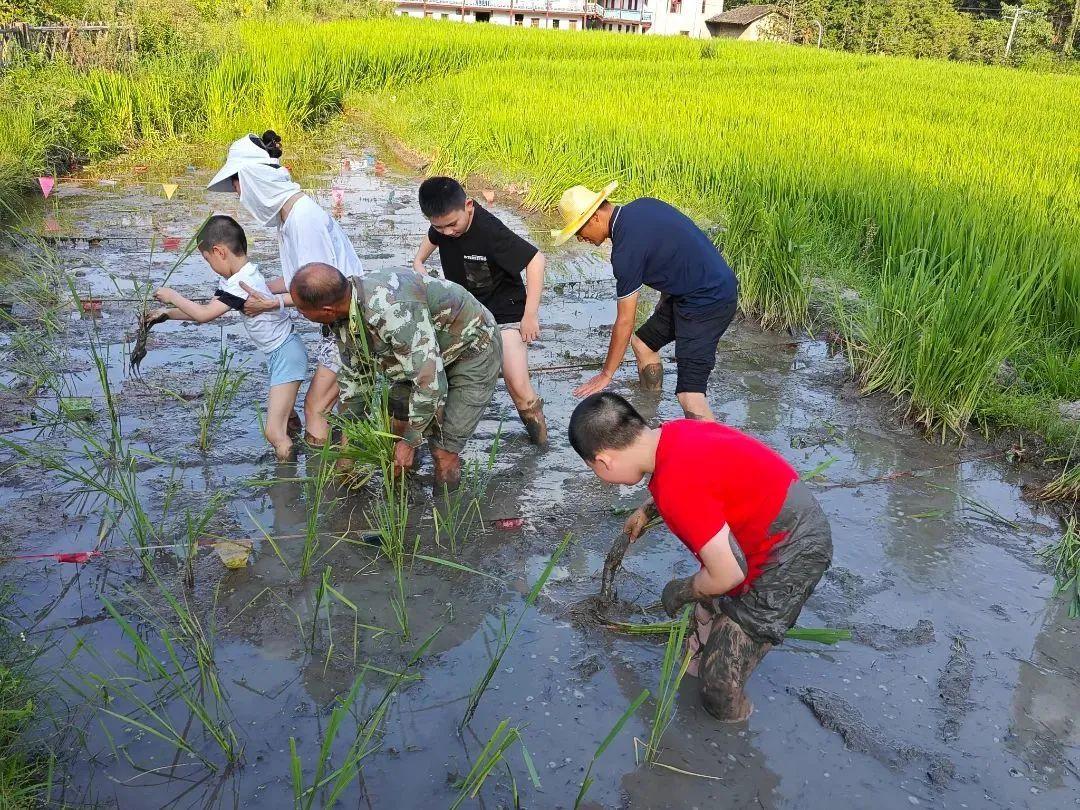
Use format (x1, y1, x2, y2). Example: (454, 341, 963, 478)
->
(388, 337, 502, 454)
(708, 480, 833, 645)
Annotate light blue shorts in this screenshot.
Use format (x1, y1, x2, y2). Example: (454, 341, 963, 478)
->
(266, 333, 308, 387)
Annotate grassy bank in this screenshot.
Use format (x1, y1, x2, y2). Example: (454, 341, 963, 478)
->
(1, 17, 1077, 455)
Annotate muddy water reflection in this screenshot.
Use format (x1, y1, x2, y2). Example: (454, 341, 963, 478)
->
(0, 153, 1075, 808)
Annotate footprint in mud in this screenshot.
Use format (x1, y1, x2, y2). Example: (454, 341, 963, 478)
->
(794, 686, 956, 788)
(847, 619, 936, 651)
(938, 635, 975, 743)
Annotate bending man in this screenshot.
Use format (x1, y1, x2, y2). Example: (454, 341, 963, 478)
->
(569, 393, 832, 721)
(553, 184, 737, 420)
(289, 262, 500, 490)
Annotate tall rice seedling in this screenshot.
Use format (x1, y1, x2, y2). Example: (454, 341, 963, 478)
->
(197, 343, 249, 452)
(460, 533, 572, 730)
(367, 459, 413, 638)
(640, 606, 692, 764)
(574, 689, 650, 810)
(450, 719, 539, 810)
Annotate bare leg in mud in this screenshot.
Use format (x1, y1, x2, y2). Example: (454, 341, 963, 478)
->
(697, 612, 772, 723)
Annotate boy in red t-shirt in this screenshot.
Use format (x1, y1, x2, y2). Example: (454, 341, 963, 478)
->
(569, 393, 833, 722)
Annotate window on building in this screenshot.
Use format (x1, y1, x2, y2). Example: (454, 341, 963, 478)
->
(475, 11, 491, 22)
(531, 18, 540, 27)
(569, 20, 577, 30)
(670, 0, 681, 12)
(553, 19, 560, 28)
(424, 11, 432, 17)
(514, 13, 523, 25)
(442, 13, 449, 19)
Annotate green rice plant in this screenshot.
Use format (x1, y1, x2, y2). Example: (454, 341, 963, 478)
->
(367, 459, 413, 638)
(607, 619, 850, 645)
(450, 719, 539, 810)
(68, 600, 240, 770)
(641, 606, 693, 764)
(300, 441, 338, 578)
(720, 190, 812, 331)
(434, 423, 501, 551)
(1038, 517, 1080, 619)
(783, 627, 853, 644)
(197, 342, 249, 453)
(1037, 464, 1080, 503)
(289, 673, 385, 810)
(460, 533, 572, 730)
(574, 689, 650, 810)
(330, 381, 397, 489)
(845, 248, 1040, 439)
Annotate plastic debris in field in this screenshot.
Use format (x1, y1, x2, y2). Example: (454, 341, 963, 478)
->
(212, 539, 254, 569)
(162, 236, 181, 251)
(494, 517, 524, 531)
(161, 183, 178, 200)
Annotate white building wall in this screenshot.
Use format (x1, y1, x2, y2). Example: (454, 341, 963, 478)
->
(395, 3, 588, 29)
(646, 0, 723, 38)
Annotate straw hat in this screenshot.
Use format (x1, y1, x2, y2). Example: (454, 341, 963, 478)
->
(206, 135, 280, 193)
(550, 181, 618, 246)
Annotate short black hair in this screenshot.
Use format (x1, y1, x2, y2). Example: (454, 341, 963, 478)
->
(568, 393, 647, 462)
(290, 262, 350, 309)
(418, 176, 468, 219)
(197, 215, 247, 256)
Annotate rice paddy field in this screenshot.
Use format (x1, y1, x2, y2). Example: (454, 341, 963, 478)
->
(0, 15, 1079, 810)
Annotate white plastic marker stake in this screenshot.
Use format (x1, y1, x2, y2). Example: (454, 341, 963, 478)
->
(161, 183, 178, 200)
(38, 177, 55, 199)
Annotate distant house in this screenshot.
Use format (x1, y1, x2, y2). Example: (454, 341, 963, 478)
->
(705, 4, 783, 40)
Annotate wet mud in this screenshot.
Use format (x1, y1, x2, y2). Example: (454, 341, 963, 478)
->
(848, 619, 936, 651)
(938, 636, 975, 742)
(795, 686, 956, 787)
(0, 148, 1076, 809)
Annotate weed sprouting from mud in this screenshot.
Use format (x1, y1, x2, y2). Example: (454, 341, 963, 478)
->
(574, 689, 650, 810)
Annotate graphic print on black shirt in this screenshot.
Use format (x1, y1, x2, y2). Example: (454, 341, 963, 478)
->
(428, 202, 538, 324)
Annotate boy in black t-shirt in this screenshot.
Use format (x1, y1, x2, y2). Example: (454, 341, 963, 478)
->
(412, 177, 548, 445)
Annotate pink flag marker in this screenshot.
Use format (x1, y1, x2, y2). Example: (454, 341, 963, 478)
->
(43, 217, 60, 233)
(331, 186, 345, 206)
(162, 236, 181, 251)
(38, 176, 55, 198)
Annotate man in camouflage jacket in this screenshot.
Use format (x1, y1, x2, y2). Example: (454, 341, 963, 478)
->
(289, 262, 501, 488)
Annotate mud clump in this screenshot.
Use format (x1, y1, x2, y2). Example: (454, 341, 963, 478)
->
(599, 531, 631, 603)
(938, 636, 974, 742)
(794, 686, 955, 787)
(848, 619, 936, 651)
(808, 567, 895, 620)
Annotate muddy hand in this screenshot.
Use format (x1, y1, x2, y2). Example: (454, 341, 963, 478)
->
(661, 575, 698, 618)
(143, 308, 170, 327)
(393, 439, 416, 475)
(623, 507, 650, 542)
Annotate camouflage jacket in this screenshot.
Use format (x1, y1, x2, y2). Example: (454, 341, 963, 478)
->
(334, 272, 497, 446)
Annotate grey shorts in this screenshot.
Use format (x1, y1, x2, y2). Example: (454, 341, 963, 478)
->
(387, 336, 501, 454)
(710, 480, 833, 645)
(315, 336, 342, 374)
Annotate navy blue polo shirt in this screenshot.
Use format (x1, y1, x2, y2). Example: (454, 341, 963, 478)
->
(610, 198, 737, 313)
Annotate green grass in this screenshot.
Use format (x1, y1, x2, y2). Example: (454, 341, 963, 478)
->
(1039, 517, 1080, 618)
(197, 343, 249, 453)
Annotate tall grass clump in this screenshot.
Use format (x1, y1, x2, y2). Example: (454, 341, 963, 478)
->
(197, 343, 248, 452)
(1039, 517, 1080, 619)
(842, 249, 1040, 438)
(640, 606, 692, 764)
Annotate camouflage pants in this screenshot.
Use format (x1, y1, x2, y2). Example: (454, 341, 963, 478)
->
(689, 480, 833, 721)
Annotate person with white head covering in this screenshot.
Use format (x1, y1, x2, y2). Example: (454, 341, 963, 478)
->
(208, 131, 364, 446)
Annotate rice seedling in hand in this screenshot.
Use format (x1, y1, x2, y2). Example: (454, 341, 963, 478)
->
(1038, 517, 1080, 619)
(460, 533, 572, 730)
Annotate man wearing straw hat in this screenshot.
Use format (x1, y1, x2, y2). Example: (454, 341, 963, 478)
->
(552, 184, 737, 421)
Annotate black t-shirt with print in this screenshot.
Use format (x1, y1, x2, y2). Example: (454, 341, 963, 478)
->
(428, 202, 537, 324)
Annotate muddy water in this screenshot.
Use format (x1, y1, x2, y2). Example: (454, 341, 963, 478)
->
(0, 152, 1076, 809)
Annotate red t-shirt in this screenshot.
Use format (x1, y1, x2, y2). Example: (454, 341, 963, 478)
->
(648, 420, 797, 594)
